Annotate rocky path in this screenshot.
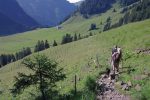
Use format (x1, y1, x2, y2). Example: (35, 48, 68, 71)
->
(96, 72, 130, 100)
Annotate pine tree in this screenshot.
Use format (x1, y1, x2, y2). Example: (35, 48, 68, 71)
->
(15, 52, 19, 60)
(103, 22, 111, 31)
(45, 40, 50, 49)
(40, 40, 45, 51)
(89, 32, 93, 36)
(34, 40, 45, 52)
(53, 40, 58, 47)
(74, 33, 78, 41)
(34, 45, 38, 52)
(61, 34, 73, 44)
(10, 54, 16, 62)
(26, 47, 32, 56)
(0, 54, 7, 66)
(89, 23, 96, 30)
(78, 34, 81, 40)
(106, 17, 111, 22)
(113, 8, 116, 12)
(11, 54, 66, 100)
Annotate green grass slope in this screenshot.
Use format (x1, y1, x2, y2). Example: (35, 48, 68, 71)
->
(0, 19, 150, 99)
(0, 3, 123, 54)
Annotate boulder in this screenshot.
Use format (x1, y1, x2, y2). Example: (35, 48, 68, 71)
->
(105, 90, 112, 94)
(101, 74, 107, 79)
(127, 81, 132, 87)
(121, 81, 125, 86)
(105, 78, 112, 85)
(115, 74, 119, 82)
(110, 73, 116, 80)
(111, 80, 115, 83)
(115, 81, 121, 85)
(122, 84, 129, 91)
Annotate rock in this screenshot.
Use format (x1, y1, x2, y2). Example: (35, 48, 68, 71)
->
(96, 96, 103, 100)
(121, 81, 125, 86)
(111, 80, 115, 83)
(109, 81, 114, 87)
(115, 74, 119, 82)
(98, 81, 103, 85)
(105, 90, 112, 94)
(110, 74, 116, 80)
(115, 81, 121, 85)
(122, 84, 126, 90)
(101, 74, 107, 79)
(96, 69, 131, 100)
(122, 84, 129, 91)
(126, 86, 129, 91)
(135, 84, 141, 91)
(105, 78, 111, 85)
(105, 68, 111, 75)
(127, 81, 132, 87)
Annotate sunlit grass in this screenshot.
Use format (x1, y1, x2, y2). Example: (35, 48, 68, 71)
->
(0, 19, 150, 99)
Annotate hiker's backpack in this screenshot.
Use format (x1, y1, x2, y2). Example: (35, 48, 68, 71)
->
(114, 50, 122, 62)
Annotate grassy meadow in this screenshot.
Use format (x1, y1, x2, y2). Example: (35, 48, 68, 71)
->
(0, 3, 123, 54)
(0, 19, 150, 99)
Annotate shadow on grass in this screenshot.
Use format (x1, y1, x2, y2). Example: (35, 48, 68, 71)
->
(59, 89, 95, 100)
(35, 74, 98, 100)
(34, 89, 95, 100)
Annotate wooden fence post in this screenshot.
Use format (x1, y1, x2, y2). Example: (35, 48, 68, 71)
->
(74, 74, 77, 95)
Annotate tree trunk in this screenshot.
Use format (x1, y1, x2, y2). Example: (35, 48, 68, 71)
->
(39, 60, 46, 100)
(40, 72, 46, 100)
(74, 74, 77, 95)
(40, 88, 46, 100)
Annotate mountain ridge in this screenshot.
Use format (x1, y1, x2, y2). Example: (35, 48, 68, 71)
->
(0, 0, 76, 35)
(16, 0, 76, 26)
(0, 0, 40, 35)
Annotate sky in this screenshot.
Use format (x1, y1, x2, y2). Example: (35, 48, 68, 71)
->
(67, 0, 81, 3)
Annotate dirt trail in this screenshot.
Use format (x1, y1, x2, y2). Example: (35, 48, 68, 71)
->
(96, 72, 130, 100)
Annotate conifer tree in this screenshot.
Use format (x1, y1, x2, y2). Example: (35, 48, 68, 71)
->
(45, 40, 50, 49)
(53, 40, 58, 47)
(74, 33, 78, 41)
(11, 54, 66, 100)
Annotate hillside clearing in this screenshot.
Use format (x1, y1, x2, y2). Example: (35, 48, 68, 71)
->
(0, 19, 150, 99)
(0, 3, 123, 54)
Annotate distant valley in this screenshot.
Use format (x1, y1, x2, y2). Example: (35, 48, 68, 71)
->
(0, 0, 76, 35)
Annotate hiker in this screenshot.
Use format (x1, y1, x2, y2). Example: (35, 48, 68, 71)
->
(112, 45, 118, 55)
(111, 46, 122, 74)
(111, 45, 118, 71)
